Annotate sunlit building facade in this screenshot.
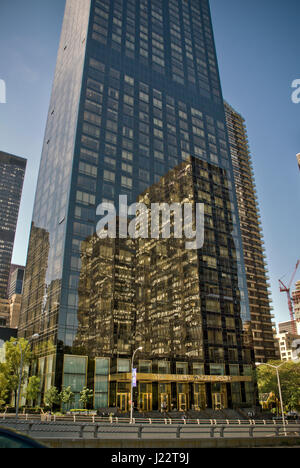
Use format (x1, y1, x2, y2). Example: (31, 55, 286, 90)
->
(224, 102, 277, 363)
(19, 0, 255, 410)
(292, 281, 300, 321)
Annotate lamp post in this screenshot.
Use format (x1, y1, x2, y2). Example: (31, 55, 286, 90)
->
(130, 346, 143, 424)
(256, 362, 286, 436)
(14, 334, 39, 419)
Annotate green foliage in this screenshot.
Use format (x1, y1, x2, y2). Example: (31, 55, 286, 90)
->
(257, 360, 300, 412)
(60, 386, 75, 411)
(44, 386, 60, 410)
(79, 387, 94, 409)
(25, 376, 41, 405)
(0, 372, 9, 407)
(3, 338, 33, 406)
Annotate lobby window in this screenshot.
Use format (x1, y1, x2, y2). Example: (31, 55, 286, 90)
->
(95, 358, 109, 409)
(63, 355, 88, 408)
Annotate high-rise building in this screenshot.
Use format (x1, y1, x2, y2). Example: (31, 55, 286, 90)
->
(224, 102, 277, 363)
(0, 298, 10, 328)
(8, 264, 25, 299)
(19, 0, 254, 411)
(292, 280, 300, 320)
(276, 326, 300, 362)
(0, 151, 26, 299)
(278, 319, 300, 335)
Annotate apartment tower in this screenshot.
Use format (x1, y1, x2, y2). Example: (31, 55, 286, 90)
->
(224, 102, 277, 363)
(19, 0, 254, 411)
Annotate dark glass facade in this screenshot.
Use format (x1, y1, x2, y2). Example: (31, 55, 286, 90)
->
(19, 0, 255, 410)
(0, 151, 26, 299)
(8, 265, 25, 299)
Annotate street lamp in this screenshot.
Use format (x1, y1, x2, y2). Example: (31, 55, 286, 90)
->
(130, 346, 143, 424)
(14, 334, 39, 419)
(255, 362, 287, 436)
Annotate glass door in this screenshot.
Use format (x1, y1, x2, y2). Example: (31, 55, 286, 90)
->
(194, 393, 201, 410)
(212, 393, 223, 410)
(194, 383, 206, 410)
(160, 393, 169, 412)
(142, 393, 152, 412)
(117, 393, 128, 412)
(178, 393, 187, 411)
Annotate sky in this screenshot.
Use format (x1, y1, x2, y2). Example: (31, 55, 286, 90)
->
(0, 0, 299, 326)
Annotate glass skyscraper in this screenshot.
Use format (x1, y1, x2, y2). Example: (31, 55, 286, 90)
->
(0, 151, 26, 300)
(19, 0, 255, 411)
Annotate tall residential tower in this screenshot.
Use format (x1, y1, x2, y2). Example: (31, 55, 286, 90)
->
(224, 102, 277, 363)
(19, 0, 254, 411)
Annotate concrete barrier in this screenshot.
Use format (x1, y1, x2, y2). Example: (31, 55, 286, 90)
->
(41, 437, 300, 449)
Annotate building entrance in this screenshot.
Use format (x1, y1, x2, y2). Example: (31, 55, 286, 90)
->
(193, 383, 206, 410)
(212, 383, 227, 410)
(141, 393, 152, 412)
(178, 393, 188, 411)
(117, 393, 128, 412)
(159, 383, 171, 411)
(177, 383, 189, 411)
(212, 392, 224, 410)
(160, 393, 169, 412)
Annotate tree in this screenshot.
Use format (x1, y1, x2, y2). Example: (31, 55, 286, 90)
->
(44, 387, 60, 411)
(25, 376, 41, 407)
(79, 387, 94, 410)
(256, 360, 300, 412)
(60, 386, 75, 411)
(4, 338, 32, 408)
(0, 372, 9, 407)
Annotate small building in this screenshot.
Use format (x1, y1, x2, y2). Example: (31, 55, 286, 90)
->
(0, 327, 18, 363)
(276, 329, 300, 362)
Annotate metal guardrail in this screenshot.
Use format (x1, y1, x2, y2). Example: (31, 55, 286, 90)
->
(0, 413, 299, 427)
(0, 420, 299, 440)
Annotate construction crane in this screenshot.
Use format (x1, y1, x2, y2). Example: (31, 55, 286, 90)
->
(279, 260, 300, 334)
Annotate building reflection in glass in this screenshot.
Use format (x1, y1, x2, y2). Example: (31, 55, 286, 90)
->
(68, 157, 255, 412)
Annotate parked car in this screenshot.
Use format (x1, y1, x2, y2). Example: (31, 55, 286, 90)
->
(0, 427, 48, 448)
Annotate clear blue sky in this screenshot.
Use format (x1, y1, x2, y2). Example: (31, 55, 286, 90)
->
(0, 0, 299, 326)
